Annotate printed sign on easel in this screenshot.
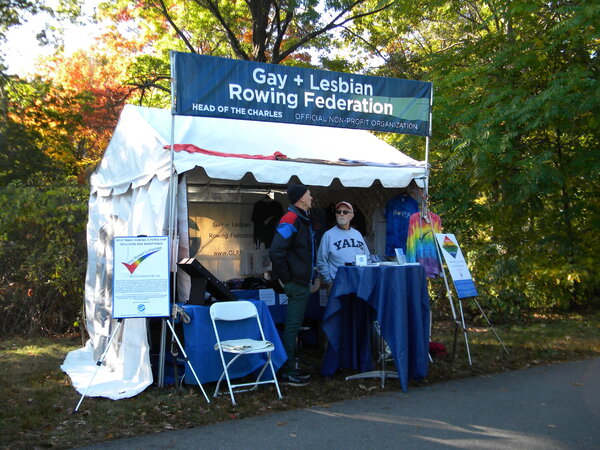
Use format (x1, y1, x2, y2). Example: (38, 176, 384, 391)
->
(434, 233, 478, 298)
(113, 236, 170, 318)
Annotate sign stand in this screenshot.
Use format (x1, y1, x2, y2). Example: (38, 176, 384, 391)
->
(432, 235, 472, 364)
(74, 236, 210, 412)
(164, 316, 210, 402)
(73, 317, 209, 412)
(433, 233, 509, 364)
(468, 297, 509, 355)
(74, 318, 124, 412)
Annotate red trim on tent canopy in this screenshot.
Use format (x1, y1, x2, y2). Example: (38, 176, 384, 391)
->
(165, 144, 287, 160)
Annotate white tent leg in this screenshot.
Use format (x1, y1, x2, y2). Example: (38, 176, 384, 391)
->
(74, 319, 124, 412)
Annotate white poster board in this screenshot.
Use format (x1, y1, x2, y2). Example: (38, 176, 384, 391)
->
(113, 236, 170, 318)
(434, 233, 478, 299)
(188, 202, 255, 281)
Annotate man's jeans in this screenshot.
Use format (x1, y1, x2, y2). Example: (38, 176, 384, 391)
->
(281, 281, 310, 374)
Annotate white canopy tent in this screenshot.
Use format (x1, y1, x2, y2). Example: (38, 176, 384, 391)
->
(62, 104, 427, 399)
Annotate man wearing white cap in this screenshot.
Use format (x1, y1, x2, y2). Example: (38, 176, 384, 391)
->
(317, 201, 370, 291)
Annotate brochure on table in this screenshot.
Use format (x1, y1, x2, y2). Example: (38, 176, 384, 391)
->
(113, 236, 170, 318)
(434, 233, 478, 298)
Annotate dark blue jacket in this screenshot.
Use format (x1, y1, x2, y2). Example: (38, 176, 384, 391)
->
(268, 206, 315, 286)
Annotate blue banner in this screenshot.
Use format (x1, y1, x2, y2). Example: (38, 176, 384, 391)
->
(171, 52, 432, 136)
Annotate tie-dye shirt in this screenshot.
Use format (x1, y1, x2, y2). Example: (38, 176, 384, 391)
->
(406, 212, 442, 278)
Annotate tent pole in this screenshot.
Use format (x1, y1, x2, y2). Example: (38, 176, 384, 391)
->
(168, 52, 178, 269)
(425, 136, 430, 203)
(159, 53, 179, 388)
(424, 85, 434, 199)
(158, 113, 177, 388)
(167, 113, 177, 257)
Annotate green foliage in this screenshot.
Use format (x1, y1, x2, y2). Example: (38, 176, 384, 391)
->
(0, 0, 85, 62)
(348, 0, 600, 316)
(3, 0, 598, 333)
(0, 178, 89, 335)
(1, 74, 92, 181)
(423, 1, 600, 316)
(0, 0, 50, 38)
(0, 114, 62, 185)
(1, 11, 94, 334)
(125, 53, 172, 108)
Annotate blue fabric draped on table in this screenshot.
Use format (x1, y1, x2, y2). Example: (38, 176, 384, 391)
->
(181, 300, 287, 384)
(321, 264, 430, 391)
(233, 289, 324, 324)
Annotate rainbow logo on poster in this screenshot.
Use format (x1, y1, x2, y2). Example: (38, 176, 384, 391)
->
(122, 249, 160, 274)
(442, 236, 458, 258)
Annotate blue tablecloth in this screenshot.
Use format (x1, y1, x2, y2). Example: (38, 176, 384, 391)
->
(181, 300, 287, 384)
(233, 289, 324, 324)
(321, 264, 430, 391)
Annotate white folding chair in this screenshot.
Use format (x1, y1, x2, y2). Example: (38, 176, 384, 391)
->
(209, 300, 283, 405)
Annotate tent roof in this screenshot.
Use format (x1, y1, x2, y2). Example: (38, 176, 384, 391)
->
(91, 105, 426, 197)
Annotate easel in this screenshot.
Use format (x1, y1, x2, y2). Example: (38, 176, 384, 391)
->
(74, 318, 124, 412)
(432, 234, 509, 364)
(74, 317, 210, 413)
(432, 237, 471, 364)
(74, 235, 211, 413)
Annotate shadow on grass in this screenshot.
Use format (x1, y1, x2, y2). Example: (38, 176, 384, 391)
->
(1, 310, 599, 448)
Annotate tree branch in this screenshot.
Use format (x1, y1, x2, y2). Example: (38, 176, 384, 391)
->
(247, 0, 272, 62)
(275, 0, 396, 63)
(271, 0, 294, 63)
(194, 0, 250, 60)
(127, 75, 171, 94)
(155, 0, 196, 53)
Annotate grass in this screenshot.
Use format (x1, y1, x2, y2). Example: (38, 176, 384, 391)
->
(1, 310, 599, 449)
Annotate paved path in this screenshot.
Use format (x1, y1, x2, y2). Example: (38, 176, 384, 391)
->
(84, 358, 599, 449)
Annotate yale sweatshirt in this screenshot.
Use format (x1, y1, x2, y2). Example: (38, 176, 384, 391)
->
(317, 226, 370, 284)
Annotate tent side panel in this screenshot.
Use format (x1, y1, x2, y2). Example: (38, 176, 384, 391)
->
(63, 176, 171, 399)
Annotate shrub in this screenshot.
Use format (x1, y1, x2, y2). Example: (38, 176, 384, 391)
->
(0, 179, 89, 336)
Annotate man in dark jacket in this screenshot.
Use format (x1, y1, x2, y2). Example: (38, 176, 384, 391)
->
(269, 183, 315, 386)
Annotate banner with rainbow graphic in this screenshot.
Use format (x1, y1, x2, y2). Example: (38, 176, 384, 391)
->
(434, 233, 478, 298)
(113, 236, 170, 318)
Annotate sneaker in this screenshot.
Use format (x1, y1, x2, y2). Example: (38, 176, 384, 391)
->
(281, 371, 311, 386)
(294, 371, 312, 382)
